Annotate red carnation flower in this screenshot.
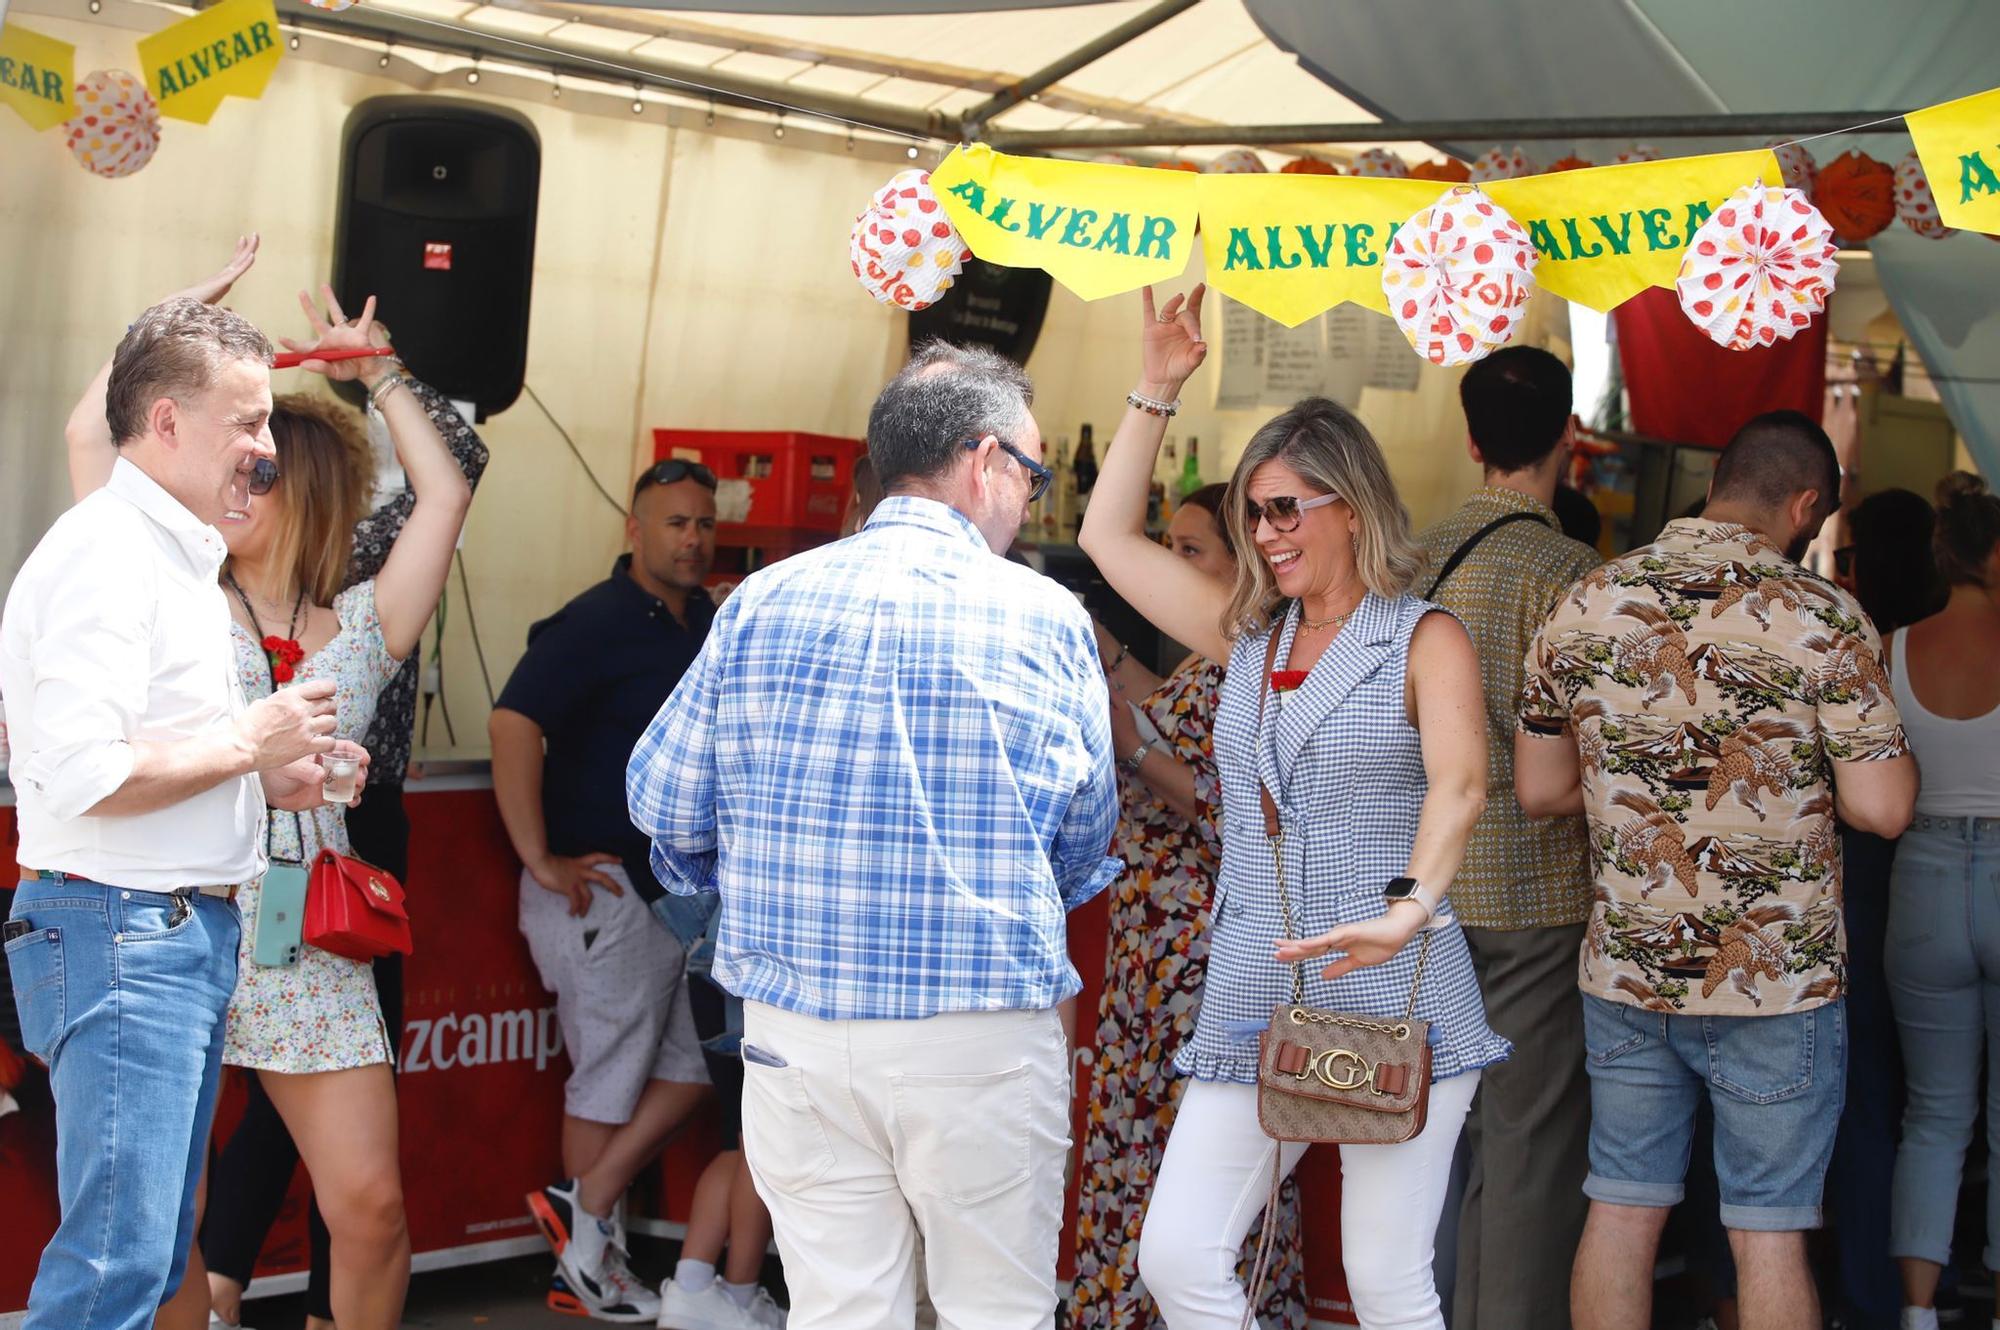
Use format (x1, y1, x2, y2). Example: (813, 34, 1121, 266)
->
(272, 660, 295, 684)
(262, 635, 283, 652)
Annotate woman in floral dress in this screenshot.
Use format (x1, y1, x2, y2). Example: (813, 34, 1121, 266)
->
(1070, 486, 1307, 1330)
(64, 244, 471, 1330)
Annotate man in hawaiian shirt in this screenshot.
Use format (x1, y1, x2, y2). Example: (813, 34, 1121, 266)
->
(1516, 410, 1916, 1330)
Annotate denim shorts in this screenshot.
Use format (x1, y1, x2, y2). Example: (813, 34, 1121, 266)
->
(1580, 992, 1845, 1231)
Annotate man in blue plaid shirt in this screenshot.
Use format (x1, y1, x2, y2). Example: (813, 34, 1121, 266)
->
(628, 341, 1119, 1330)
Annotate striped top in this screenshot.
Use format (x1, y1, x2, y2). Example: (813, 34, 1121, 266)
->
(1177, 592, 1511, 1084)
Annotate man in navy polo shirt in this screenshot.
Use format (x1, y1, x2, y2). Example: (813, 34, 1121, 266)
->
(491, 459, 721, 1323)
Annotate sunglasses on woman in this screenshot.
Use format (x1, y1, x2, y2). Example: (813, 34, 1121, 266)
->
(248, 458, 280, 496)
(961, 436, 1053, 503)
(1245, 491, 1340, 533)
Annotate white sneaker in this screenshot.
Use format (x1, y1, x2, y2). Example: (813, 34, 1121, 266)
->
(657, 1278, 756, 1330)
(743, 1285, 787, 1328)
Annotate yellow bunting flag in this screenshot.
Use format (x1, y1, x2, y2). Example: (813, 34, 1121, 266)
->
(1196, 173, 1442, 326)
(0, 21, 75, 131)
(1906, 86, 2000, 235)
(136, 0, 282, 125)
(931, 144, 1197, 300)
(1484, 149, 1783, 311)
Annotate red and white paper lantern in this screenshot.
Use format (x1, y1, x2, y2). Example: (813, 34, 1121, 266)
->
(1382, 185, 1538, 367)
(1894, 151, 1955, 239)
(62, 70, 161, 179)
(1468, 145, 1535, 183)
(1207, 148, 1267, 174)
(1351, 147, 1410, 178)
(1766, 138, 1818, 196)
(1675, 182, 1838, 350)
(849, 169, 969, 312)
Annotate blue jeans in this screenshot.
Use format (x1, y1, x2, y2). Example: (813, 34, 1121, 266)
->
(5, 877, 241, 1330)
(1580, 993, 1846, 1230)
(1885, 815, 2000, 1269)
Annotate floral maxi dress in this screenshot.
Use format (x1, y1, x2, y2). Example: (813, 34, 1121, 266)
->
(1068, 657, 1307, 1330)
(224, 581, 401, 1073)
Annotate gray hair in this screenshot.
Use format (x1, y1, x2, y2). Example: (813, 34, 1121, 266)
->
(105, 297, 274, 445)
(868, 339, 1035, 490)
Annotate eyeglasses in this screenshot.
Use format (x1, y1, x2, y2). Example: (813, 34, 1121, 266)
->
(1245, 491, 1340, 533)
(248, 458, 280, 496)
(634, 459, 718, 500)
(962, 436, 1052, 503)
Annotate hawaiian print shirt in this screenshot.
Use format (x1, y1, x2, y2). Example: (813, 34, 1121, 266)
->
(1519, 519, 1908, 1017)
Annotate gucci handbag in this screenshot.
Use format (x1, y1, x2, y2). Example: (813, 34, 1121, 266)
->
(1240, 628, 1434, 1324)
(298, 809, 413, 962)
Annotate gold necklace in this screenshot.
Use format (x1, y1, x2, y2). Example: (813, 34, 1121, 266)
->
(1298, 605, 1356, 633)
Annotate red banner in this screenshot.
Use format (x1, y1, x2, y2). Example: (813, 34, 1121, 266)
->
(1614, 285, 1828, 449)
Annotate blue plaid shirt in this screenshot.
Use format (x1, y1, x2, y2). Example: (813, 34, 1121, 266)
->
(627, 496, 1121, 1021)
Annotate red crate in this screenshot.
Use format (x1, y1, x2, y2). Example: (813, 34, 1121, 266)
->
(653, 429, 863, 536)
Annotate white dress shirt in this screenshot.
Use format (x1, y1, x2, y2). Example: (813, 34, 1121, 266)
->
(1, 458, 266, 891)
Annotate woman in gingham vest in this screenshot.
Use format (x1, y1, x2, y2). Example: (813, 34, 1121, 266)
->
(1080, 285, 1509, 1330)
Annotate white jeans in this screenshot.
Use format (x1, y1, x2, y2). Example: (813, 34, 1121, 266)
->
(738, 1001, 1071, 1330)
(1139, 1072, 1480, 1330)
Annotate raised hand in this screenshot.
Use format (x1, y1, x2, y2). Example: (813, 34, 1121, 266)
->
(1274, 909, 1424, 982)
(169, 233, 259, 306)
(1139, 282, 1208, 392)
(278, 284, 389, 385)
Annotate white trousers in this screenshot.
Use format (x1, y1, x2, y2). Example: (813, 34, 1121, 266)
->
(738, 1001, 1071, 1330)
(1139, 1072, 1480, 1330)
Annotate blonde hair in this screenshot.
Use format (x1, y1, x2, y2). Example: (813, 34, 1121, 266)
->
(226, 393, 374, 606)
(1219, 397, 1424, 638)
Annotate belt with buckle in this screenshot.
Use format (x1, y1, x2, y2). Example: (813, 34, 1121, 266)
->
(19, 868, 237, 900)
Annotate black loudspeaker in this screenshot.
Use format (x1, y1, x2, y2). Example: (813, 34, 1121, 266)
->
(332, 97, 540, 419)
(907, 258, 1052, 365)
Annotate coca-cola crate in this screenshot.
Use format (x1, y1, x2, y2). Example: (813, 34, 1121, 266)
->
(652, 429, 863, 536)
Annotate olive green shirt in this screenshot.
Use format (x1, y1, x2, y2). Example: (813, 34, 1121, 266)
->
(1421, 488, 1600, 929)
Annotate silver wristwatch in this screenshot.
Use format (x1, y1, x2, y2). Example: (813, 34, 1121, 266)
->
(1119, 740, 1153, 775)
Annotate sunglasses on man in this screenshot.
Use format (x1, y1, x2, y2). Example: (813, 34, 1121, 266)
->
(634, 459, 719, 500)
(1244, 491, 1340, 534)
(961, 436, 1053, 503)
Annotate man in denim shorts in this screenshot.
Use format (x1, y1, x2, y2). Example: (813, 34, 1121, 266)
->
(1517, 412, 1918, 1330)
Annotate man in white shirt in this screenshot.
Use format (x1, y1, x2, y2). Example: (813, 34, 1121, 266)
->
(2, 296, 349, 1330)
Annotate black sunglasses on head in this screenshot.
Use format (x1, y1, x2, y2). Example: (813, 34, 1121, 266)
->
(634, 459, 718, 500)
(961, 436, 1052, 503)
(248, 458, 280, 496)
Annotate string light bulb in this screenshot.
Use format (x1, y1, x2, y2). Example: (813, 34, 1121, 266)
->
(906, 144, 920, 159)
(378, 44, 391, 68)
(287, 29, 300, 49)
(550, 76, 560, 100)
(465, 58, 480, 85)
(774, 115, 785, 140)
(631, 86, 644, 114)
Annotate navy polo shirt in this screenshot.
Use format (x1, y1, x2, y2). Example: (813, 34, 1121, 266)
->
(495, 554, 714, 903)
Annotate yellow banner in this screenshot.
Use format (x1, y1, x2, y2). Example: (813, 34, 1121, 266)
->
(931, 143, 1197, 300)
(136, 0, 281, 125)
(1906, 86, 2000, 235)
(1196, 174, 1441, 326)
(1485, 149, 1784, 310)
(0, 21, 75, 131)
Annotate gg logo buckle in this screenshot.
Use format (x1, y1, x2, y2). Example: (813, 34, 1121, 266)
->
(1291, 1046, 1372, 1092)
(368, 877, 390, 902)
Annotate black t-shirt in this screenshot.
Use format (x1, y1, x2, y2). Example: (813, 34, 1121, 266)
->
(494, 555, 714, 903)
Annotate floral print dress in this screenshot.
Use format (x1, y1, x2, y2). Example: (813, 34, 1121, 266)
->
(223, 581, 401, 1073)
(1069, 657, 1307, 1330)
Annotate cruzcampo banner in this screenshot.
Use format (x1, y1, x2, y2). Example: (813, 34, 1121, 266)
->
(1906, 85, 2000, 235)
(0, 21, 74, 131)
(931, 142, 1197, 300)
(1484, 148, 1785, 310)
(1196, 173, 1441, 326)
(136, 0, 281, 125)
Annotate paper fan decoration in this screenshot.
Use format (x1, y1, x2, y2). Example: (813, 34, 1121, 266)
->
(1352, 148, 1410, 178)
(1615, 144, 1660, 164)
(1545, 155, 1594, 173)
(1766, 138, 1817, 196)
(1280, 156, 1340, 175)
(1894, 151, 1955, 239)
(1469, 146, 1535, 183)
(1207, 148, 1267, 174)
(849, 169, 968, 312)
(1675, 183, 1838, 351)
(1410, 159, 1471, 183)
(302, 0, 359, 9)
(1815, 150, 1896, 246)
(1382, 185, 1538, 368)
(62, 71, 161, 180)
(1156, 159, 1202, 173)
(1091, 153, 1139, 167)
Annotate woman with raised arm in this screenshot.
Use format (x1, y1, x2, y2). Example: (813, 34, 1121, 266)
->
(1078, 286, 1507, 1330)
(66, 246, 472, 1330)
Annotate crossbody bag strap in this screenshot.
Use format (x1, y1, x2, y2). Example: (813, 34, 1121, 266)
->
(1424, 510, 1549, 599)
(1256, 622, 1285, 839)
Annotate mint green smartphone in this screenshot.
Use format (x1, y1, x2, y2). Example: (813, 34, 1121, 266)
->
(253, 862, 310, 967)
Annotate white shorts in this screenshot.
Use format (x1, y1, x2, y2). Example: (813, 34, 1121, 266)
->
(519, 863, 709, 1124)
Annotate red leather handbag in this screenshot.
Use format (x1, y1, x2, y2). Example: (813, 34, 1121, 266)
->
(303, 849, 413, 961)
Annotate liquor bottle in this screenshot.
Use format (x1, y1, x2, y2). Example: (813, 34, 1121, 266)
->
(1178, 436, 1203, 499)
(1044, 437, 1069, 540)
(1157, 436, 1179, 523)
(1071, 424, 1098, 536)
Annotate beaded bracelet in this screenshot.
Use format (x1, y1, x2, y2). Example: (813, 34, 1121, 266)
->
(1126, 389, 1179, 418)
(369, 370, 408, 408)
